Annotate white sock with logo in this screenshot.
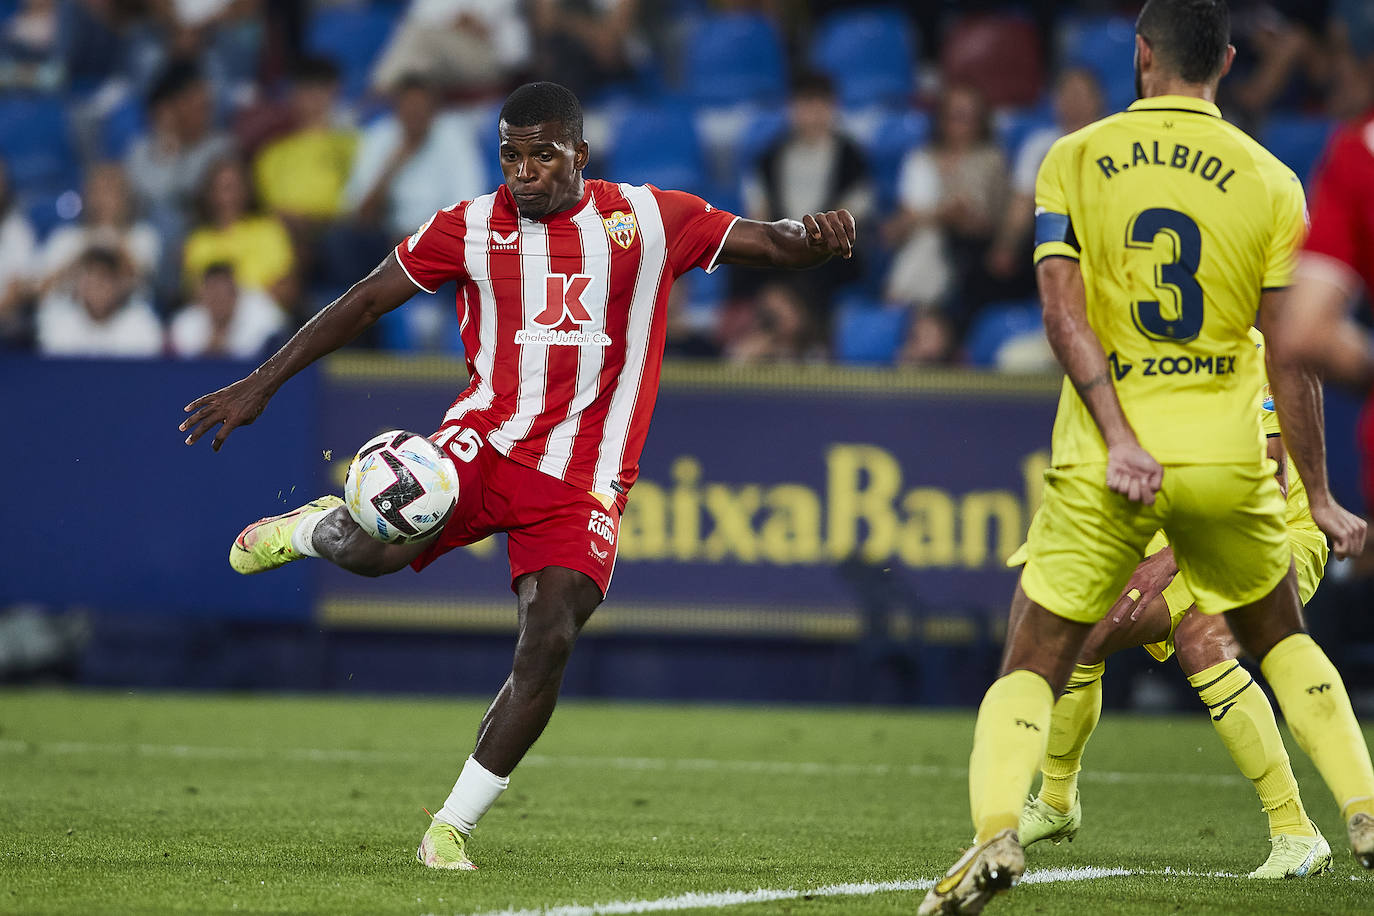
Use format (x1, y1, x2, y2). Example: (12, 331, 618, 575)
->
(289, 510, 329, 558)
(436, 755, 510, 835)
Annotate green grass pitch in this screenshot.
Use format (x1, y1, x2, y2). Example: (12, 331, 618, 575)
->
(2, 689, 1371, 914)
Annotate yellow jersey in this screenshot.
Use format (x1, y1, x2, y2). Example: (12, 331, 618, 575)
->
(1033, 95, 1307, 466)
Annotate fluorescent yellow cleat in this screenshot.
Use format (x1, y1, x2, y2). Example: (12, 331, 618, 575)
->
(918, 828, 1023, 916)
(1248, 823, 1332, 878)
(228, 495, 343, 575)
(1018, 793, 1081, 848)
(1350, 812, 1374, 869)
(417, 820, 477, 870)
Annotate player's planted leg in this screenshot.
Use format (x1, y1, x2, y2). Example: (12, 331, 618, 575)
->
(420, 566, 603, 870)
(1225, 566, 1374, 868)
(919, 588, 1089, 916)
(1172, 611, 1329, 877)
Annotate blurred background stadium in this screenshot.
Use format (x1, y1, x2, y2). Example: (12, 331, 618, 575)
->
(2, 0, 1373, 709)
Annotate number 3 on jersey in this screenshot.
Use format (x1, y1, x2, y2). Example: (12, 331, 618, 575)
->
(1126, 207, 1204, 344)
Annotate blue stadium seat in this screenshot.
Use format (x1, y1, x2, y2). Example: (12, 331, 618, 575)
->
(810, 8, 917, 108)
(24, 188, 82, 240)
(1260, 115, 1336, 185)
(684, 13, 786, 106)
(834, 299, 907, 364)
(733, 106, 788, 171)
(606, 104, 706, 194)
(996, 105, 1054, 163)
(99, 93, 148, 161)
(965, 301, 1043, 367)
(305, 3, 400, 100)
(0, 93, 79, 190)
(1059, 15, 1136, 114)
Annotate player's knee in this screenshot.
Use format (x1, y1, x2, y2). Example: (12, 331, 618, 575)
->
(512, 623, 577, 687)
(318, 511, 412, 577)
(1174, 611, 1240, 676)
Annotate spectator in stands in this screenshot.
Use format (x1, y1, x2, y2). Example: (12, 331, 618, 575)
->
(125, 58, 233, 219)
(723, 284, 826, 364)
(883, 84, 1008, 364)
(0, 159, 38, 348)
(183, 157, 296, 311)
(0, 0, 61, 90)
(35, 246, 162, 358)
(735, 71, 871, 352)
(1226, 0, 1335, 126)
(370, 0, 530, 97)
(253, 57, 356, 223)
(40, 163, 160, 296)
(344, 73, 487, 240)
(169, 262, 284, 359)
(986, 68, 1104, 284)
(532, 0, 645, 98)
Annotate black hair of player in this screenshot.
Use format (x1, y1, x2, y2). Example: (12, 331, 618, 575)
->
(202, 262, 236, 283)
(1136, 0, 1231, 85)
(499, 82, 584, 145)
(78, 246, 123, 274)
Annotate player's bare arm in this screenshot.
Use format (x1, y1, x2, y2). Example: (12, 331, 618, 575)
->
(1036, 256, 1163, 504)
(180, 253, 417, 450)
(717, 209, 856, 269)
(1260, 288, 1368, 557)
(1267, 433, 1288, 499)
(1281, 254, 1374, 386)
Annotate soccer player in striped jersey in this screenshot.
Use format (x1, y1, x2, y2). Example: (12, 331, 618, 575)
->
(179, 81, 857, 870)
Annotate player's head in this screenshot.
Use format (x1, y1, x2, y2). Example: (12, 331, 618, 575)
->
(1134, 0, 1235, 99)
(498, 82, 589, 220)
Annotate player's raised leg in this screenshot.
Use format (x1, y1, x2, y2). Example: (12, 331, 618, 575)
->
(1172, 610, 1329, 877)
(420, 566, 603, 869)
(1225, 571, 1374, 868)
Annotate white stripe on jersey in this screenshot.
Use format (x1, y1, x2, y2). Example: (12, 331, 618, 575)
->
(592, 184, 667, 495)
(444, 192, 498, 425)
(538, 189, 613, 480)
(489, 217, 552, 452)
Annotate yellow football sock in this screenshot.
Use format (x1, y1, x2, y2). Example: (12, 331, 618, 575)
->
(1260, 634, 1374, 820)
(1188, 659, 1313, 837)
(970, 669, 1054, 842)
(1038, 662, 1104, 815)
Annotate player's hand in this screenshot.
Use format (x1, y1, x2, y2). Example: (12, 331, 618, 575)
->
(1309, 498, 1367, 560)
(1106, 442, 1164, 505)
(1107, 546, 1179, 624)
(180, 375, 272, 451)
(802, 210, 856, 259)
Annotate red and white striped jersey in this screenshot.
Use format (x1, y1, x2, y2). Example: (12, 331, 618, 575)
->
(395, 179, 739, 503)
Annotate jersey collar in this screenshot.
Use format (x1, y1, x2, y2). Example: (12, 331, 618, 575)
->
(1127, 95, 1221, 118)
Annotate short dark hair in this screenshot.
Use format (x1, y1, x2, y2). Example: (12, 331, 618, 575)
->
(202, 262, 236, 282)
(791, 70, 836, 100)
(78, 246, 121, 273)
(148, 58, 202, 109)
(291, 56, 341, 86)
(499, 82, 583, 143)
(1136, 0, 1230, 85)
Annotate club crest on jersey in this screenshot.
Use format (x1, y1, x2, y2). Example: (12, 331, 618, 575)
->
(407, 214, 435, 251)
(602, 210, 637, 249)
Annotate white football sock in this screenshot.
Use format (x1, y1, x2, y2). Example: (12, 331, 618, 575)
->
(436, 755, 510, 835)
(290, 510, 329, 558)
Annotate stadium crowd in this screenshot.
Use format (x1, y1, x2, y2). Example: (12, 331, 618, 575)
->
(0, 0, 1370, 366)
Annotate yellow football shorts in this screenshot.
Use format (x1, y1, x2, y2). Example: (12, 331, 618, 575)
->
(1020, 462, 1290, 625)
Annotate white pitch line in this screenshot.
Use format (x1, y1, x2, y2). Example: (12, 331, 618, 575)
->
(447, 866, 1372, 916)
(0, 739, 1244, 788)
(446, 868, 1126, 916)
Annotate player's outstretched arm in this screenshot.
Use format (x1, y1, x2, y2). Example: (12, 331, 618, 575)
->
(1037, 256, 1162, 504)
(716, 210, 856, 269)
(1261, 289, 1368, 558)
(180, 252, 418, 451)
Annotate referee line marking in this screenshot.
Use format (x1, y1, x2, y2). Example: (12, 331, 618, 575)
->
(0, 739, 1246, 787)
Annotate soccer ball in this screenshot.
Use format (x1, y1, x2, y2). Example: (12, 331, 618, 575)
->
(343, 430, 459, 543)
